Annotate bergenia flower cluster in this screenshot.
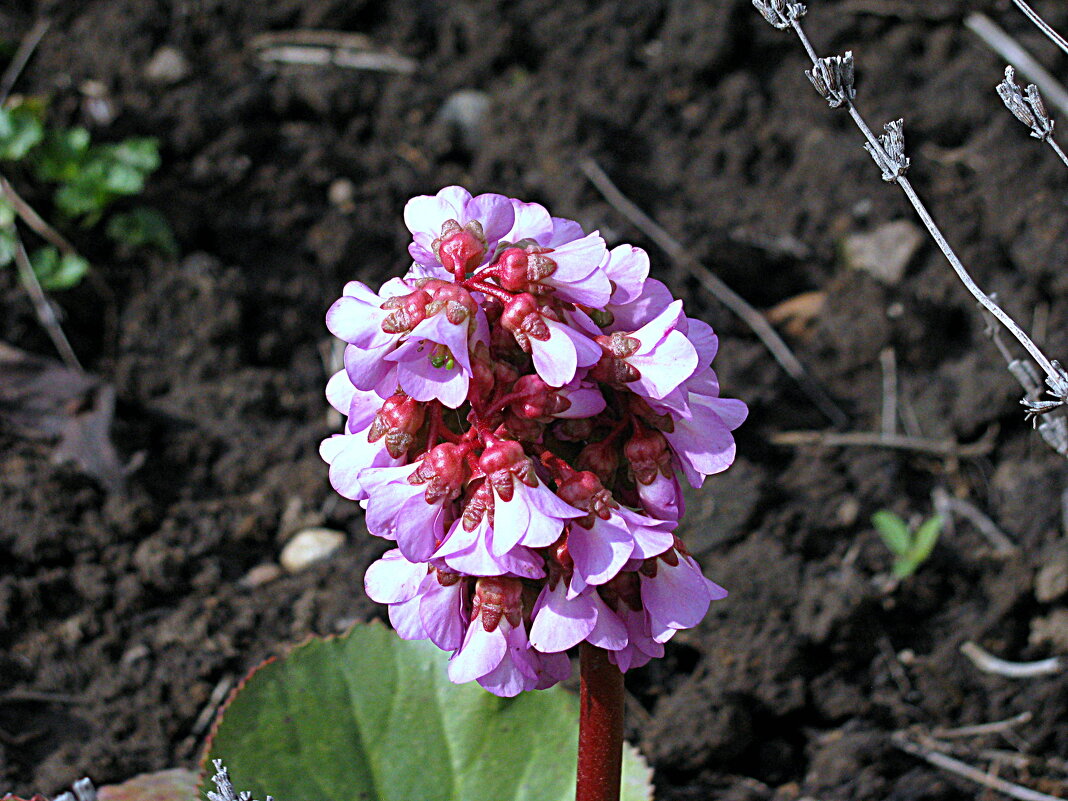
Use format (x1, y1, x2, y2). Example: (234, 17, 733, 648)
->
(322, 187, 747, 697)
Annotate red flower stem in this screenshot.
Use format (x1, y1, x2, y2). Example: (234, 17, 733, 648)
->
(577, 642, 624, 801)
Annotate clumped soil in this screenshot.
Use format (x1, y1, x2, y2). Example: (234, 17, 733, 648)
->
(2, 1, 1068, 799)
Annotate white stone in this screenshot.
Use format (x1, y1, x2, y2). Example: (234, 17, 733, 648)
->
(280, 528, 345, 573)
(842, 220, 923, 284)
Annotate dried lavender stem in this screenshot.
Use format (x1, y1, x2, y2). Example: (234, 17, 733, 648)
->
(786, 17, 1063, 390)
(1011, 0, 1068, 59)
(1048, 136, 1068, 168)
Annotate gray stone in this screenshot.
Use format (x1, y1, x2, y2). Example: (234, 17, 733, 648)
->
(145, 46, 191, 85)
(280, 527, 345, 573)
(841, 220, 924, 284)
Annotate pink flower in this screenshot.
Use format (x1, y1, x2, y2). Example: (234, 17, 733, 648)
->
(529, 577, 628, 654)
(640, 549, 728, 643)
(405, 186, 515, 272)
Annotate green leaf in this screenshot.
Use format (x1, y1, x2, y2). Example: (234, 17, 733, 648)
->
(872, 511, 911, 556)
(54, 179, 109, 218)
(33, 126, 92, 182)
(102, 137, 161, 173)
(0, 103, 44, 160)
(106, 207, 178, 256)
(202, 623, 654, 801)
(30, 246, 89, 290)
(906, 515, 943, 569)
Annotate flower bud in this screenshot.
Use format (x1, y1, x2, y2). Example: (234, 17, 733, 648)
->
(367, 394, 426, 458)
(577, 439, 620, 486)
(556, 470, 616, 521)
(411, 443, 469, 504)
(479, 440, 536, 499)
(380, 290, 432, 335)
(589, 332, 642, 384)
(624, 427, 672, 485)
(509, 375, 571, 420)
(434, 219, 486, 277)
(496, 247, 530, 293)
(472, 576, 524, 631)
(500, 293, 550, 352)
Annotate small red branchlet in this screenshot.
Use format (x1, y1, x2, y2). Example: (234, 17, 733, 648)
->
(367, 394, 426, 457)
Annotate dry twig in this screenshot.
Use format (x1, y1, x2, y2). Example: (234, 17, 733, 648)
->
(961, 641, 1065, 678)
(12, 233, 82, 371)
(249, 30, 417, 74)
(931, 711, 1033, 739)
(752, 1, 1068, 453)
(1010, 0, 1068, 59)
(579, 157, 849, 428)
(0, 19, 49, 105)
(893, 732, 1064, 801)
(931, 487, 1018, 556)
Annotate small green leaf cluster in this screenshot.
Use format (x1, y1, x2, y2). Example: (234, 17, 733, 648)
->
(0, 97, 175, 290)
(872, 510, 943, 579)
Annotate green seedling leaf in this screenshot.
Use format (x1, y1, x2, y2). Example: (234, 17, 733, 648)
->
(906, 515, 943, 569)
(202, 623, 653, 801)
(106, 207, 178, 256)
(103, 137, 161, 173)
(872, 511, 910, 556)
(30, 246, 89, 290)
(0, 103, 44, 160)
(33, 127, 92, 182)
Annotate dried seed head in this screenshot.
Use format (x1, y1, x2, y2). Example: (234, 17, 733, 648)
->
(864, 119, 910, 182)
(752, 0, 806, 30)
(806, 51, 855, 109)
(997, 65, 1054, 141)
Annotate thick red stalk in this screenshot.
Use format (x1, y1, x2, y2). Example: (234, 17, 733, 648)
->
(577, 643, 624, 801)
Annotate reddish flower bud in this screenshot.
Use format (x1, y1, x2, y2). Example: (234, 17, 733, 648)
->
(472, 576, 524, 631)
(434, 219, 486, 277)
(478, 440, 536, 499)
(508, 374, 572, 420)
(589, 332, 642, 384)
(577, 439, 620, 486)
(380, 289, 432, 335)
(624, 427, 672, 485)
(500, 293, 550, 352)
(411, 443, 469, 504)
(496, 247, 530, 293)
(367, 394, 426, 458)
(556, 470, 616, 521)
(502, 409, 546, 442)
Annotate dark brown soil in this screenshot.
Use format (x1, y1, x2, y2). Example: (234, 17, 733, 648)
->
(2, 1, 1068, 799)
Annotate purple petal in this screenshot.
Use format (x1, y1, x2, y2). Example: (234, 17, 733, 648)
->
(629, 329, 699, 400)
(603, 245, 650, 306)
(637, 472, 685, 521)
(419, 578, 466, 651)
(364, 550, 426, 603)
(633, 299, 685, 346)
(587, 591, 628, 651)
(504, 200, 554, 243)
(344, 341, 396, 393)
(524, 480, 586, 523)
(394, 494, 447, 562)
(545, 217, 585, 247)
(606, 278, 674, 331)
(320, 429, 402, 501)
(490, 477, 531, 555)
(567, 517, 634, 588)
(407, 312, 473, 373)
(326, 295, 392, 348)
(326, 369, 356, 415)
(641, 555, 721, 641)
(530, 320, 577, 387)
(684, 318, 718, 365)
(389, 595, 430, 640)
(618, 510, 676, 559)
(448, 619, 507, 684)
(534, 650, 572, 689)
(464, 193, 515, 248)
(529, 581, 596, 652)
(556, 383, 607, 418)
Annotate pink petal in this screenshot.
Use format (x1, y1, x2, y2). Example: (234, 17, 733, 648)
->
(529, 581, 596, 652)
(419, 578, 466, 651)
(464, 193, 515, 246)
(641, 555, 720, 640)
(530, 321, 577, 387)
(364, 550, 426, 604)
(448, 620, 507, 684)
(389, 595, 430, 640)
(629, 329, 699, 400)
(587, 591, 628, 651)
(504, 200, 554, 243)
(567, 517, 634, 587)
(603, 245, 649, 306)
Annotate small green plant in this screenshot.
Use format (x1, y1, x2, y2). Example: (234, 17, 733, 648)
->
(872, 510, 944, 579)
(0, 96, 173, 290)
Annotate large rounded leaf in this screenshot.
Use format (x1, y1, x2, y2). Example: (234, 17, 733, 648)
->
(202, 623, 653, 801)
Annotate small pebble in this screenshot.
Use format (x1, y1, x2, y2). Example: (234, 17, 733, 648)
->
(1034, 549, 1068, 602)
(841, 220, 923, 285)
(240, 563, 283, 588)
(145, 45, 191, 85)
(280, 528, 345, 573)
(436, 89, 491, 151)
(328, 178, 356, 212)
